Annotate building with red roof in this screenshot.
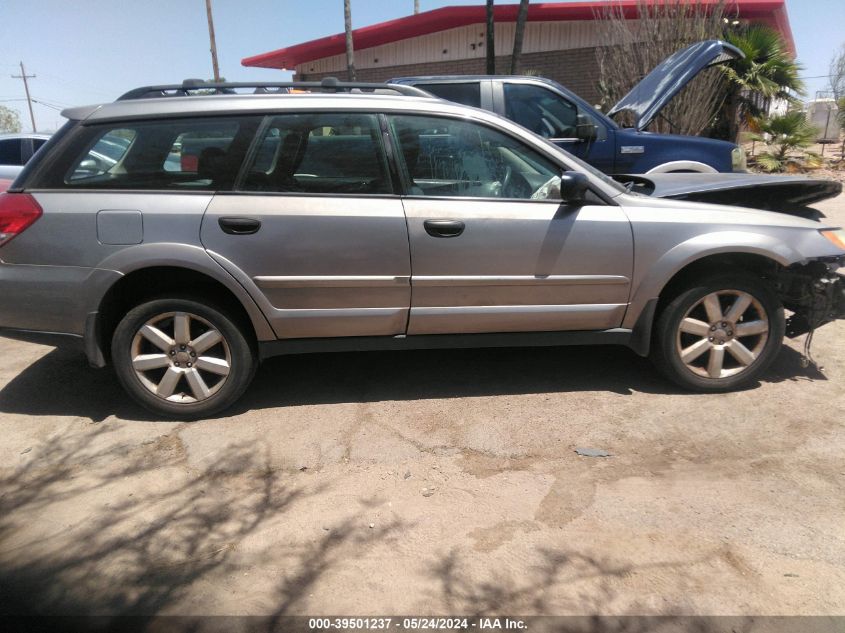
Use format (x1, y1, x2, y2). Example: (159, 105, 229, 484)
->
(242, 1, 794, 105)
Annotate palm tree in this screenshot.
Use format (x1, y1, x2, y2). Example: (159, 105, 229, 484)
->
(722, 25, 804, 143)
(485, 0, 495, 74)
(344, 0, 356, 81)
(510, 0, 530, 74)
(750, 111, 819, 172)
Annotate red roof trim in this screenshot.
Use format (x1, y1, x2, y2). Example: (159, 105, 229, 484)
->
(242, 0, 794, 70)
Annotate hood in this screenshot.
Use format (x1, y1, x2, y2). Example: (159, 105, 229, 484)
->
(607, 40, 744, 131)
(614, 173, 842, 213)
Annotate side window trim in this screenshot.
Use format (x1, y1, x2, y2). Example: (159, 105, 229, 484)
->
(382, 113, 415, 197)
(233, 115, 274, 191)
(479, 80, 495, 111)
(377, 112, 405, 196)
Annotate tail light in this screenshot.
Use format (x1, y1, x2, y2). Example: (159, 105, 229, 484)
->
(0, 192, 43, 247)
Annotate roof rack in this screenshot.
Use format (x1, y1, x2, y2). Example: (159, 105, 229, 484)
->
(117, 77, 433, 101)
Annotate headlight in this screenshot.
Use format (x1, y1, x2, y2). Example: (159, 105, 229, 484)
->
(731, 147, 747, 172)
(820, 229, 845, 250)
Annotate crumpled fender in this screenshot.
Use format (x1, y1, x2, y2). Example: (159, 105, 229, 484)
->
(622, 230, 804, 330)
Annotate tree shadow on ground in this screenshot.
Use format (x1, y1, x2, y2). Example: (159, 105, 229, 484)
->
(0, 424, 295, 617)
(424, 546, 767, 632)
(0, 423, 410, 623)
(0, 343, 826, 422)
(0, 425, 820, 629)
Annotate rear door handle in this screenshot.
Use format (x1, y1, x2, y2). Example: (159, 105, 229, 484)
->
(424, 219, 465, 238)
(219, 217, 261, 235)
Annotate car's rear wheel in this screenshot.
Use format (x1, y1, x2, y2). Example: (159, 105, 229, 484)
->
(651, 274, 785, 391)
(112, 297, 256, 419)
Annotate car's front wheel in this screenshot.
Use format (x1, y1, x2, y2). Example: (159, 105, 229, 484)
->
(112, 297, 256, 419)
(651, 274, 785, 392)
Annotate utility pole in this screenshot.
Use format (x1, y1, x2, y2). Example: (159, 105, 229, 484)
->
(344, 0, 356, 81)
(204, 0, 221, 82)
(414, 0, 419, 14)
(11, 61, 36, 132)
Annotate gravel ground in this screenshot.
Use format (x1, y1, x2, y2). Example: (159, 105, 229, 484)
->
(0, 195, 843, 619)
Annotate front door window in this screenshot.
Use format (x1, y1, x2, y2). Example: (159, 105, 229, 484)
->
(503, 83, 606, 142)
(388, 114, 562, 200)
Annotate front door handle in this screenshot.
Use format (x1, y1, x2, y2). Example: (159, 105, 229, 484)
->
(219, 217, 261, 235)
(424, 219, 465, 238)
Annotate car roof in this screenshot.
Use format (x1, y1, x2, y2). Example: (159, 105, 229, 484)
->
(62, 93, 490, 124)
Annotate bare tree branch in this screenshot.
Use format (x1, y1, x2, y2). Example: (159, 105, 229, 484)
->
(594, 0, 731, 136)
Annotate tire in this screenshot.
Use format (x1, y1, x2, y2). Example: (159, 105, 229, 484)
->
(650, 273, 785, 392)
(111, 297, 257, 419)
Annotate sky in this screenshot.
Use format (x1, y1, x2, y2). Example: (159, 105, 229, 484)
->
(1, 0, 843, 133)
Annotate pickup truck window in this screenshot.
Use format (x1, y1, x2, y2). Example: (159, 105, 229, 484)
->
(504, 83, 606, 142)
(389, 114, 561, 200)
(414, 83, 481, 108)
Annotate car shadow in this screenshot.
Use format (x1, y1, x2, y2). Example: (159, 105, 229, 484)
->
(0, 341, 827, 422)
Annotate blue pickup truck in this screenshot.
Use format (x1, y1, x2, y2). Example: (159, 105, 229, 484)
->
(391, 40, 746, 175)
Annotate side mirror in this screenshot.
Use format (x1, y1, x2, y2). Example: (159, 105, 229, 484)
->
(559, 171, 589, 204)
(575, 122, 597, 142)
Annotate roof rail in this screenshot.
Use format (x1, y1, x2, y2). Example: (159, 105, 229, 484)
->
(117, 77, 433, 101)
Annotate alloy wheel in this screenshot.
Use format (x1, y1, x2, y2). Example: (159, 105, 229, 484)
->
(130, 311, 232, 403)
(675, 289, 770, 379)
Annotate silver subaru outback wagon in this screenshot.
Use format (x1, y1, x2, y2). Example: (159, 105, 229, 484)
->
(1, 80, 844, 419)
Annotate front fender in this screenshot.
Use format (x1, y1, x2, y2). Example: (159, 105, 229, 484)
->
(622, 230, 803, 330)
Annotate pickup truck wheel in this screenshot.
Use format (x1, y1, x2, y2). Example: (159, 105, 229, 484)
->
(651, 274, 785, 392)
(112, 298, 256, 419)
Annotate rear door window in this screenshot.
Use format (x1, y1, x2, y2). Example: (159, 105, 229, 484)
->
(415, 83, 482, 108)
(241, 113, 392, 195)
(58, 117, 259, 190)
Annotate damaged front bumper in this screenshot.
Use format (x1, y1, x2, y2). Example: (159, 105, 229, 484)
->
(774, 260, 845, 337)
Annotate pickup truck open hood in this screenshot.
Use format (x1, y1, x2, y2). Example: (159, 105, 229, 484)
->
(607, 40, 744, 131)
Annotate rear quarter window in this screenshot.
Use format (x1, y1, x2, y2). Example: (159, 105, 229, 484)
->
(36, 116, 260, 191)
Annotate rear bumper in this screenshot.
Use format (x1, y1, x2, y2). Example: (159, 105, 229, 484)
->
(0, 263, 91, 335)
(0, 263, 120, 365)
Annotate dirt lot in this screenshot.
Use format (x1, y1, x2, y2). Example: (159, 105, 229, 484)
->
(0, 196, 843, 620)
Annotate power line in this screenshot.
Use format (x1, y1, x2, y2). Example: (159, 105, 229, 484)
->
(35, 72, 115, 98)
